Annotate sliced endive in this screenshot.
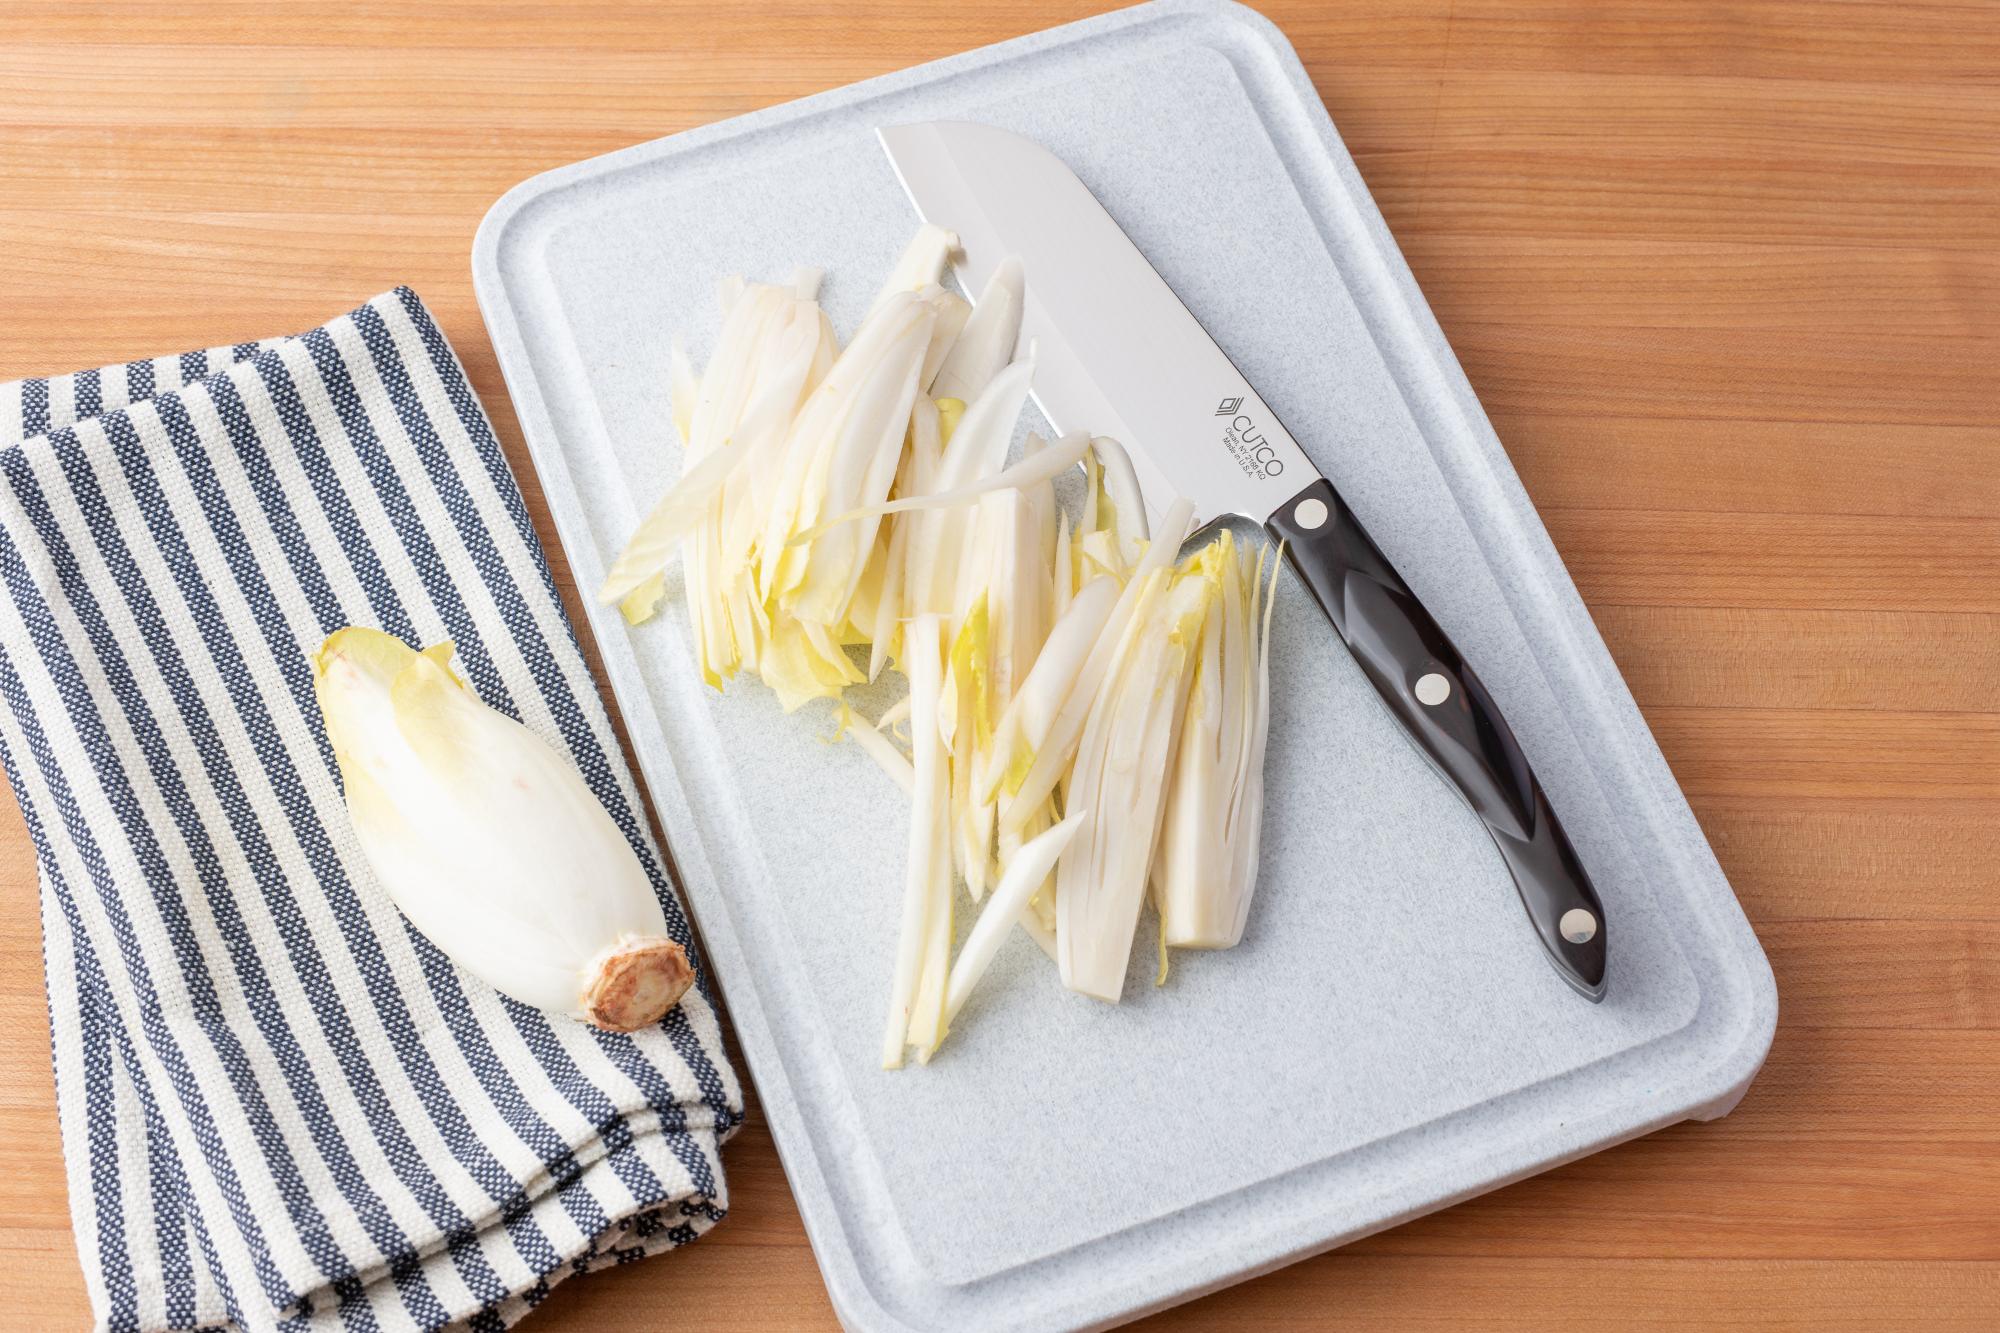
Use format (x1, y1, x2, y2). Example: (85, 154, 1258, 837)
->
(882, 614, 953, 1068)
(1000, 496, 1195, 837)
(1055, 562, 1214, 1003)
(599, 233, 1290, 1056)
(315, 628, 691, 1032)
(931, 256, 1024, 403)
(1155, 532, 1280, 949)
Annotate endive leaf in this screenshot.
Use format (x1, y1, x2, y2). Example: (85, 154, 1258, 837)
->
(791, 429, 1090, 544)
(597, 444, 749, 603)
(945, 810, 1084, 1022)
(869, 224, 958, 314)
(619, 573, 667, 626)
(389, 649, 479, 777)
(931, 256, 1023, 403)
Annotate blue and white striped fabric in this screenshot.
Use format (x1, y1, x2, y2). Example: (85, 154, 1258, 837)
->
(0, 291, 743, 1332)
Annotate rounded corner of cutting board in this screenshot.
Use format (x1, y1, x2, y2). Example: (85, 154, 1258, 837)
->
(1199, 0, 1305, 44)
(1689, 918, 1780, 1120)
(471, 139, 657, 310)
(471, 166, 554, 298)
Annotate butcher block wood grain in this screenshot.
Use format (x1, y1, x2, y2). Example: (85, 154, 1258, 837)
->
(0, 1, 1994, 1328)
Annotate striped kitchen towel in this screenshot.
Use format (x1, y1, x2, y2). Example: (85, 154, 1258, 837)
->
(0, 290, 743, 1332)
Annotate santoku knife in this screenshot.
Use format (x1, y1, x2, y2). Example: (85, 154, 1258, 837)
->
(879, 120, 1609, 1001)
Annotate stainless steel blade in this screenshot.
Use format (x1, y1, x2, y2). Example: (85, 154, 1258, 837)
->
(878, 120, 1319, 528)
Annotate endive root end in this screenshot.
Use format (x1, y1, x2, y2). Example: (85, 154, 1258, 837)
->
(582, 936, 694, 1032)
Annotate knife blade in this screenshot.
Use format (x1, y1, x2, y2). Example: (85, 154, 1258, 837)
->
(879, 119, 1609, 1001)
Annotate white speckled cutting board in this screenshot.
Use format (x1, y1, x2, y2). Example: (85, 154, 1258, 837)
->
(471, 3, 1776, 1328)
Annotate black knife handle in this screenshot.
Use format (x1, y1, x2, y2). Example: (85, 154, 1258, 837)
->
(1266, 477, 1608, 1001)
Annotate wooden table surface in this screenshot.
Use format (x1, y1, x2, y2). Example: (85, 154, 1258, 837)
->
(0, 1, 1994, 1327)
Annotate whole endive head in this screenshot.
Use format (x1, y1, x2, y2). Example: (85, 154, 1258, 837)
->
(313, 628, 691, 1032)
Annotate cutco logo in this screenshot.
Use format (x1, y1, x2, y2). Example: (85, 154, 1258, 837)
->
(1218, 398, 1285, 480)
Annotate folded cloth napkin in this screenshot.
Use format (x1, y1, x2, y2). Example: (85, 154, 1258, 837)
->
(0, 290, 743, 1332)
